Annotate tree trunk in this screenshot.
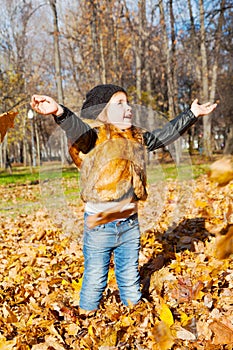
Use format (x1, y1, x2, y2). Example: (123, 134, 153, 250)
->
(99, 31, 106, 84)
(199, 0, 212, 158)
(49, 0, 67, 165)
(187, 0, 201, 82)
(89, 0, 100, 84)
(159, 0, 175, 120)
(209, 0, 225, 105)
(159, 0, 181, 164)
(224, 125, 233, 155)
(169, 0, 181, 164)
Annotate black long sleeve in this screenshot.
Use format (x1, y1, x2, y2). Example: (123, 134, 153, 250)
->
(143, 109, 197, 152)
(53, 105, 97, 153)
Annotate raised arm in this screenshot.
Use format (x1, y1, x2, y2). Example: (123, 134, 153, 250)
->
(144, 100, 217, 152)
(30, 95, 64, 116)
(30, 95, 97, 153)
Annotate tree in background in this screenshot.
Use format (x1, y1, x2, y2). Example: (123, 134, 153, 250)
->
(0, 0, 232, 166)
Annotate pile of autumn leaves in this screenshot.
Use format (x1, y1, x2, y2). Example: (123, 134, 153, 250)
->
(0, 169, 233, 349)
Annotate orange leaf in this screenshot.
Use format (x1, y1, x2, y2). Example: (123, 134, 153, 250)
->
(209, 320, 233, 345)
(209, 156, 233, 186)
(0, 111, 18, 142)
(215, 225, 233, 259)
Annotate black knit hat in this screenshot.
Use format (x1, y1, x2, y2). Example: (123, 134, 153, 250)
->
(80, 84, 127, 119)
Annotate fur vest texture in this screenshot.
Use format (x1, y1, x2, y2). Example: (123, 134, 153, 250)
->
(69, 123, 148, 203)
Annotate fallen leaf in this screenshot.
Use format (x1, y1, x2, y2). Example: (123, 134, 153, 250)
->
(176, 325, 196, 340)
(0, 338, 16, 350)
(159, 301, 174, 327)
(209, 320, 233, 345)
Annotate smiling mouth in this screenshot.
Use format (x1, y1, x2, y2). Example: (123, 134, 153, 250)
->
(124, 115, 132, 120)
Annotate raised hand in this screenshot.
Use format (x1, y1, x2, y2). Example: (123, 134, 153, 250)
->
(30, 95, 64, 116)
(190, 98, 217, 118)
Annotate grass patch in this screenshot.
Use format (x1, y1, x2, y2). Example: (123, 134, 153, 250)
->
(0, 160, 210, 187)
(0, 167, 39, 185)
(0, 164, 80, 186)
(147, 161, 210, 183)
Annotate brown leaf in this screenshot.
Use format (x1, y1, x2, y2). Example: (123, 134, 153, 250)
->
(0, 111, 18, 142)
(215, 225, 233, 259)
(209, 156, 233, 186)
(209, 320, 233, 345)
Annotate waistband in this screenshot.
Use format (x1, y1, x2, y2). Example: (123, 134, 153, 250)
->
(85, 209, 138, 229)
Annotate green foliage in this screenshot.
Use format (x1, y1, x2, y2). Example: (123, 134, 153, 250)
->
(147, 162, 209, 183)
(0, 162, 209, 187)
(0, 165, 80, 185)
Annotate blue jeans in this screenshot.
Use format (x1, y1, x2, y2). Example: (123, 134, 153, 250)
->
(79, 213, 141, 311)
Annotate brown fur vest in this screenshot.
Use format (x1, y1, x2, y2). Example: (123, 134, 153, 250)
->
(69, 123, 148, 202)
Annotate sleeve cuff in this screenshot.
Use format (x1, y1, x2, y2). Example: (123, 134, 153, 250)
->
(53, 105, 72, 125)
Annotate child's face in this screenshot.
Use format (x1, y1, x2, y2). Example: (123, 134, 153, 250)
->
(107, 92, 132, 130)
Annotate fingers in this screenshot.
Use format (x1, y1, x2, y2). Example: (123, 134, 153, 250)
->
(209, 103, 218, 111)
(203, 102, 211, 107)
(30, 95, 44, 109)
(30, 95, 53, 115)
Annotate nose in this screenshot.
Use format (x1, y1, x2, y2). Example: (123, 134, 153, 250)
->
(126, 102, 132, 112)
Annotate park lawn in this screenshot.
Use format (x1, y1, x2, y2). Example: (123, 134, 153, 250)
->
(0, 158, 210, 186)
(0, 158, 212, 217)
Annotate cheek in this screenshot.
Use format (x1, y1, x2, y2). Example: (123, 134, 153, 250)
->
(107, 106, 123, 121)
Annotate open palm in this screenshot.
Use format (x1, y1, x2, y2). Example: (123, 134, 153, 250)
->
(30, 95, 61, 116)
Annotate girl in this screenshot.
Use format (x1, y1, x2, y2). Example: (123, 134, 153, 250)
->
(31, 84, 217, 312)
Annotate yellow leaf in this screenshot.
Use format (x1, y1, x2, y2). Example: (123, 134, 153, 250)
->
(72, 278, 82, 291)
(152, 321, 175, 350)
(159, 302, 174, 327)
(107, 267, 116, 283)
(121, 315, 134, 327)
(38, 244, 47, 254)
(61, 279, 69, 285)
(88, 324, 94, 337)
(195, 199, 208, 208)
(26, 314, 36, 326)
(101, 329, 117, 347)
(0, 338, 16, 350)
(180, 311, 191, 326)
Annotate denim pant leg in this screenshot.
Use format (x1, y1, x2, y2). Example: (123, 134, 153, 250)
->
(113, 216, 142, 306)
(79, 216, 113, 311)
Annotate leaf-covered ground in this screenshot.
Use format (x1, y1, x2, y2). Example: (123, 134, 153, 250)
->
(0, 172, 233, 349)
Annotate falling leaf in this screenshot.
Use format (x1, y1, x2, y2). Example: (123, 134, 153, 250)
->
(215, 225, 233, 259)
(152, 321, 175, 350)
(0, 111, 18, 142)
(209, 156, 233, 186)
